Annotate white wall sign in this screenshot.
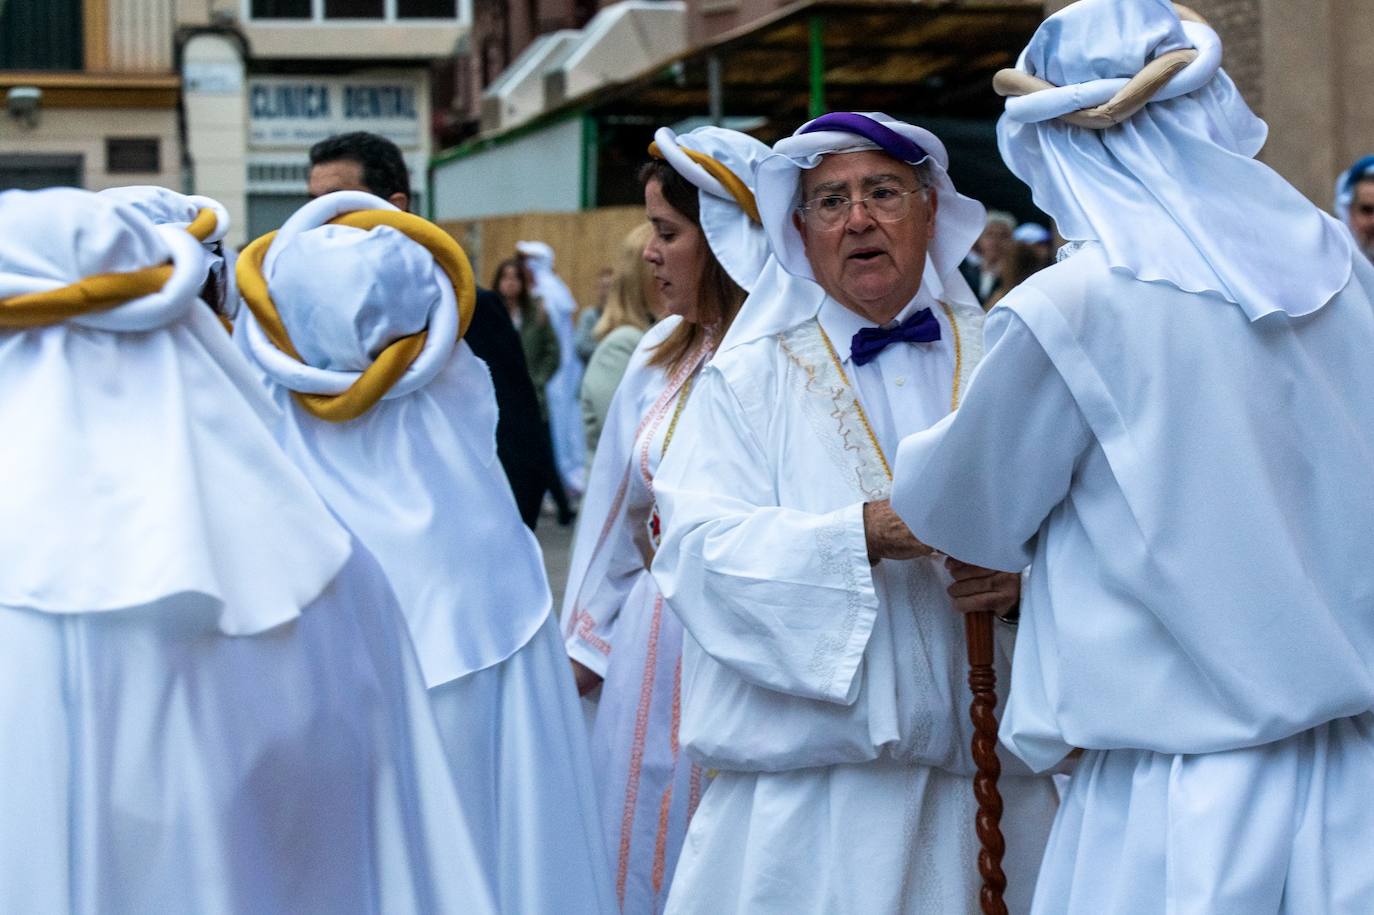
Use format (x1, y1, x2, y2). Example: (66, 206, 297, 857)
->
(248, 76, 423, 149)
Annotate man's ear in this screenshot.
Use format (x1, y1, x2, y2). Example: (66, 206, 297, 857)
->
(792, 208, 808, 245)
(926, 186, 939, 233)
(390, 191, 411, 212)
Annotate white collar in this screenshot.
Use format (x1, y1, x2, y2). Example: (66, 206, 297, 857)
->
(818, 283, 940, 366)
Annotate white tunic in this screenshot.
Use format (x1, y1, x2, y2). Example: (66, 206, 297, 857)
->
(652, 291, 1058, 915)
(891, 244, 1374, 913)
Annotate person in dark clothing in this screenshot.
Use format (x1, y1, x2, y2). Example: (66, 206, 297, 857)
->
(494, 257, 576, 526)
(464, 288, 564, 529)
(306, 130, 559, 529)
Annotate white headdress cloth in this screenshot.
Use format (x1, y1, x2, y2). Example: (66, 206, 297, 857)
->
(732, 112, 983, 349)
(240, 191, 551, 686)
(652, 125, 773, 291)
(0, 187, 352, 634)
(243, 191, 460, 399)
(100, 184, 240, 317)
(997, 0, 1351, 320)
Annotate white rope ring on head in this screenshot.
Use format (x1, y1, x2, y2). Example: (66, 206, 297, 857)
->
(246, 191, 462, 401)
(1001, 17, 1222, 126)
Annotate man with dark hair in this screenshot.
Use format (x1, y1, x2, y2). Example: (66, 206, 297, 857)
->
(306, 131, 557, 528)
(308, 131, 412, 208)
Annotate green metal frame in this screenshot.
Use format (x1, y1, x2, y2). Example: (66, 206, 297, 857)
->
(808, 14, 826, 119)
(579, 113, 599, 210)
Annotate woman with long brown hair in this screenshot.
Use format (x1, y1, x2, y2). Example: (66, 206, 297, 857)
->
(560, 126, 772, 913)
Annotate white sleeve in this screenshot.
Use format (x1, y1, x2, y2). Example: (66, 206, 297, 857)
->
(651, 367, 878, 706)
(892, 302, 1091, 572)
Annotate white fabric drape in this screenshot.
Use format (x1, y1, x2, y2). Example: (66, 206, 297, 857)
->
(996, 0, 1351, 320)
(242, 192, 615, 914)
(0, 186, 498, 914)
(0, 188, 351, 637)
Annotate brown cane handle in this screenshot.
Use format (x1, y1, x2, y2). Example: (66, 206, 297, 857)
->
(966, 610, 1008, 915)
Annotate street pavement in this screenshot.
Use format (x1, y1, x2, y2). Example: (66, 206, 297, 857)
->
(535, 506, 576, 617)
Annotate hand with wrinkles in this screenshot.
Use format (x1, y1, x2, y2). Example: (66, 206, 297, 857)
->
(944, 557, 1020, 619)
(863, 500, 934, 563)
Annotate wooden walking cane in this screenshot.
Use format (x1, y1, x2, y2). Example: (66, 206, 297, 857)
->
(966, 609, 1008, 915)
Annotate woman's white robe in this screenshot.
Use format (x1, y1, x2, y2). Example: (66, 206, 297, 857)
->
(564, 317, 714, 914)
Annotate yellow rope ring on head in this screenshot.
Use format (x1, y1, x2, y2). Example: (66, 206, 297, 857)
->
(237, 209, 476, 423)
(648, 141, 761, 224)
(186, 208, 219, 242)
(0, 263, 174, 329)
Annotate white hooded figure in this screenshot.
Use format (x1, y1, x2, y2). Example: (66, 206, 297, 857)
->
(98, 185, 239, 321)
(517, 239, 589, 492)
(891, 2, 1374, 912)
(237, 191, 617, 915)
(0, 188, 497, 914)
(561, 124, 778, 915)
(650, 112, 1060, 915)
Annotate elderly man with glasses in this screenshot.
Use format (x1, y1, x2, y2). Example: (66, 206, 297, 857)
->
(648, 112, 1059, 915)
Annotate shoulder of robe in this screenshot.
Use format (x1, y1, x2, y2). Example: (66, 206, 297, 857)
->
(997, 245, 1117, 339)
(702, 330, 785, 435)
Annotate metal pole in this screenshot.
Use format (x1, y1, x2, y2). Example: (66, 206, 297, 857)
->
(808, 14, 825, 119)
(707, 53, 724, 126)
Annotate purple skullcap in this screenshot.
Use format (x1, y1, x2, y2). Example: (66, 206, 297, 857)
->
(798, 112, 930, 164)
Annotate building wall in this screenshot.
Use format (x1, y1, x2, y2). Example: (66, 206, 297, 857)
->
(432, 114, 584, 219)
(451, 0, 593, 128)
(687, 0, 787, 45)
(0, 106, 180, 191)
(0, 0, 181, 193)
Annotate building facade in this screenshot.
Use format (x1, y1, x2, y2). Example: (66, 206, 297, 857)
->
(0, 0, 182, 194)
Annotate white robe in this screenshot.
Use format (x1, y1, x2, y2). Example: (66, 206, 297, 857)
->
(533, 267, 588, 492)
(253, 333, 617, 915)
(564, 316, 713, 914)
(652, 292, 1058, 915)
(891, 243, 1374, 913)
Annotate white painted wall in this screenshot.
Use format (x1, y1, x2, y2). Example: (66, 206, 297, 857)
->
(432, 115, 583, 220)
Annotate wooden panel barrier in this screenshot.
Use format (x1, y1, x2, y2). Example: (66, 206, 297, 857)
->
(439, 206, 647, 315)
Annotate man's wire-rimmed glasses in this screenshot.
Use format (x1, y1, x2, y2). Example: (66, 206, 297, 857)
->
(797, 185, 926, 231)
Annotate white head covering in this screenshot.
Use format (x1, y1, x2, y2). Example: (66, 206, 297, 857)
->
(732, 112, 983, 349)
(240, 191, 551, 687)
(1013, 222, 1051, 245)
(513, 239, 577, 314)
(244, 192, 463, 403)
(997, 0, 1352, 320)
(99, 185, 239, 318)
(1334, 155, 1374, 226)
(0, 187, 352, 634)
(650, 125, 773, 291)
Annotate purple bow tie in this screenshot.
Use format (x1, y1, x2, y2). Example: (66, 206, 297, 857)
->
(850, 307, 941, 366)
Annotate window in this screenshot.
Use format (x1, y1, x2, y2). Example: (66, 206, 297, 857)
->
(0, 154, 83, 191)
(106, 138, 161, 174)
(324, 0, 384, 17)
(251, 0, 312, 17)
(397, 0, 456, 16)
(0, 0, 82, 70)
(247, 0, 456, 20)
